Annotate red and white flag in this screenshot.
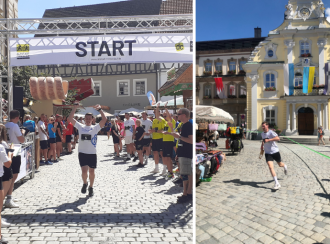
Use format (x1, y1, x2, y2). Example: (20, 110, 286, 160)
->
(214, 77, 224, 97)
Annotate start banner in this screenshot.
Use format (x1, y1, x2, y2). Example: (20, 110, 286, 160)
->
(10, 33, 193, 67)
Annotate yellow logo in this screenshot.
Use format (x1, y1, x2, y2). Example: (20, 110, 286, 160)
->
(16, 44, 29, 52)
(175, 43, 184, 52)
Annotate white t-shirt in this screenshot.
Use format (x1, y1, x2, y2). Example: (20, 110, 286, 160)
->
(38, 121, 47, 141)
(5, 122, 23, 144)
(35, 124, 39, 139)
(74, 122, 101, 154)
(124, 119, 135, 137)
(141, 119, 153, 139)
(261, 130, 279, 154)
(0, 142, 9, 177)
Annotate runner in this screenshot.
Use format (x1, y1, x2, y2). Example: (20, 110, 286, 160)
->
(134, 119, 146, 167)
(123, 113, 137, 162)
(261, 121, 288, 190)
(110, 119, 121, 158)
(141, 111, 152, 165)
(149, 104, 165, 173)
(4, 110, 25, 208)
(68, 104, 106, 197)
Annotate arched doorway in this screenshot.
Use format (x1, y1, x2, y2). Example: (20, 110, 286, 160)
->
(298, 107, 314, 135)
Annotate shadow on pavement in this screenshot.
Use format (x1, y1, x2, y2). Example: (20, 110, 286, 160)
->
(315, 193, 330, 200)
(223, 179, 274, 190)
(321, 212, 330, 218)
(154, 185, 182, 195)
(36, 197, 90, 213)
(321, 179, 330, 182)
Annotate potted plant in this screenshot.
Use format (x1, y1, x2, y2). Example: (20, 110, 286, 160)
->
(264, 87, 276, 91)
(203, 71, 212, 76)
(272, 125, 282, 136)
(214, 70, 222, 75)
(228, 70, 236, 75)
(301, 53, 311, 57)
(238, 70, 246, 75)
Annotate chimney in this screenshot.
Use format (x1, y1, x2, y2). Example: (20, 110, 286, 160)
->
(254, 27, 261, 38)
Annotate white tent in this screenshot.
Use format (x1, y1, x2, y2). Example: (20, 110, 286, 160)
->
(73, 107, 99, 117)
(96, 112, 113, 117)
(151, 97, 184, 107)
(196, 105, 234, 123)
(119, 108, 144, 116)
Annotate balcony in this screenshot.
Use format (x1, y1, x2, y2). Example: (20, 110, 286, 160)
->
(293, 87, 325, 96)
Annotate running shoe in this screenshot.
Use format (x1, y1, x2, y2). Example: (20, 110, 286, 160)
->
(39, 160, 45, 165)
(0, 235, 8, 244)
(88, 187, 94, 197)
(273, 183, 281, 190)
(1, 219, 10, 228)
(53, 160, 58, 163)
(284, 167, 288, 175)
(57, 157, 64, 161)
(45, 161, 53, 165)
(167, 173, 174, 180)
(144, 159, 148, 165)
(81, 183, 88, 194)
(4, 200, 19, 208)
(125, 157, 131, 161)
(136, 163, 144, 167)
(133, 156, 138, 162)
(150, 168, 159, 173)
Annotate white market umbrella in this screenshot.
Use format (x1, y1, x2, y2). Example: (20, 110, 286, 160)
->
(96, 112, 113, 117)
(151, 97, 184, 107)
(196, 105, 234, 123)
(119, 107, 144, 116)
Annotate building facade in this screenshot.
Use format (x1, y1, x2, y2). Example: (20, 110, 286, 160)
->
(196, 35, 265, 125)
(244, 0, 330, 137)
(0, 0, 18, 19)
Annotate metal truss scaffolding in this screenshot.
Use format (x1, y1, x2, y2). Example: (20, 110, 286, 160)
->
(0, 14, 193, 121)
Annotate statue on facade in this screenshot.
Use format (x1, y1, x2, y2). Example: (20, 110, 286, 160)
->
(285, 3, 298, 19)
(314, 0, 325, 18)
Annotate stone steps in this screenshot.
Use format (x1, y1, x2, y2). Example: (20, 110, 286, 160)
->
(279, 136, 330, 145)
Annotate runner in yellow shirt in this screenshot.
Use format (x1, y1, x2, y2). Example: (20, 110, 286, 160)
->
(149, 103, 165, 173)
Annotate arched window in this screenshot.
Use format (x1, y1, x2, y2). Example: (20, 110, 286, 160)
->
(295, 73, 303, 87)
(265, 73, 275, 88)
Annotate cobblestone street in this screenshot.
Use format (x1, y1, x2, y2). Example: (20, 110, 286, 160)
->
(197, 138, 330, 244)
(2, 136, 192, 244)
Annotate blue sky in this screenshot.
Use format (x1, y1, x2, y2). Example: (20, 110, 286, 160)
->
(197, 0, 330, 42)
(18, 0, 118, 18)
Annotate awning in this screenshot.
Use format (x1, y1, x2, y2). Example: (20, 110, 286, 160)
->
(159, 83, 193, 97)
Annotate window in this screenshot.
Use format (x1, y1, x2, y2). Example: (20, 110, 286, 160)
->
(265, 74, 275, 88)
(133, 79, 147, 96)
(229, 61, 236, 71)
(295, 73, 303, 87)
(205, 62, 212, 72)
(266, 110, 276, 126)
(268, 50, 274, 57)
(240, 84, 247, 95)
(91, 81, 102, 97)
(204, 85, 211, 97)
(215, 62, 222, 72)
(300, 41, 310, 55)
(239, 61, 247, 71)
(229, 84, 236, 96)
(117, 80, 130, 96)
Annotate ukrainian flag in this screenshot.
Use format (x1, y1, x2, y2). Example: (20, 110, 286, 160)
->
(303, 67, 315, 94)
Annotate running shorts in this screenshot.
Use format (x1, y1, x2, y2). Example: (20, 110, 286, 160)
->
(66, 135, 72, 143)
(12, 155, 21, 174)
(178, 157, 192, 176)
(163, 141, 174, 157)
(135, 141, 144, 151)
(78, 153, 97, 169)
(2, 166, 13, 182)
(152, 139, 163, 152)
(265, 152, 282, 163)
(125, 136, 133, 144)
(40, 140, 48, 150)
(142, 138, 151, 147)
(49, 138, 56, 144)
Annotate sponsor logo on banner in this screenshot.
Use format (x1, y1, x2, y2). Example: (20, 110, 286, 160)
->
(16, 44, 30, 59)
(175, 42, 184, 51)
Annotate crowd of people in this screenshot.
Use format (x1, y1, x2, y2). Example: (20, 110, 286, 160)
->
(0, 104, 193, 243)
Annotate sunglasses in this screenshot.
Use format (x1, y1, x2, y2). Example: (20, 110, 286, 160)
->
(177, 113, 182, 115)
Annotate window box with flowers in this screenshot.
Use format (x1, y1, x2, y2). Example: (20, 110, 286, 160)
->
(300, 53, 312, 57)
(214, 71, 222, 76)
(203, 95, 211, 99)
(263, 87, 277, 98)
(203, 71, 212, 76)
(227, 70, 236, 75)
(264, 87, 276, 91)
(238, 70, 246, 75)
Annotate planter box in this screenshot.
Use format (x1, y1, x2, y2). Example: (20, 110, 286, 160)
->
(263, 90, 278, 98)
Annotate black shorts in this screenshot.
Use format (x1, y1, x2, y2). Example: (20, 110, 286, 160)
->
(152, 139, 163, 152)
(2, 166, 13, 182)
(49, 138, 56, 144)
(12, 155, 21, 174)
(113, 136, 120, 144)
(142, 138, 151, 147)
(56, 136, 62, 143)
(163, 141, 174, 157)
(78, 153, 97, 169)
(75, 129, 79, 136)
(0, 177, 3, 190)
(265, 152, 282, 163)
(40, 140, 48, 150)
(135, 142, 144, 151)
(66, 135, 72, 143)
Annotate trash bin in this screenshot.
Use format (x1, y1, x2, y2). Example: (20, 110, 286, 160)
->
(251, 133, 257, 140)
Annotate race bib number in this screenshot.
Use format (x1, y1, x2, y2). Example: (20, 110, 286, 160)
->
(81, 134, 91, 141)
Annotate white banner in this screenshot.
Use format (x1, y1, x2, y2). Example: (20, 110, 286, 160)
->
(10, 33, 193, 67)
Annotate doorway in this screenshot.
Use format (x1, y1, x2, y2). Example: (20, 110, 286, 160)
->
(298, 107, 314, 135)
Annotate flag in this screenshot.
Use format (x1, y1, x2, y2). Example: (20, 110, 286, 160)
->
(214, 77, 223, 97)
(284, 64, 294, 96)
(324, 63, 329, 95)
(303, 67, 315, 94)
(147, 91, 156, 105)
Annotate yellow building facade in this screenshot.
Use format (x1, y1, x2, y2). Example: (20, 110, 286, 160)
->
(244, 0, 330, 137)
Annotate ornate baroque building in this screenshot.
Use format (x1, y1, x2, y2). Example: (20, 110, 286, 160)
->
(244, 0, 330, 137)
(196, 32, 264, 125)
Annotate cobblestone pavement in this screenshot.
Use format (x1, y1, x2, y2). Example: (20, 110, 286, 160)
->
(3, 136, 192, 244)
(197, 138, 330, 244)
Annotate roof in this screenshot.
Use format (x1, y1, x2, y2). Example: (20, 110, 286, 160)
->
(158, 63, 192, 96)
(42, 0, 162, 18)
(197, 37, 266, 51)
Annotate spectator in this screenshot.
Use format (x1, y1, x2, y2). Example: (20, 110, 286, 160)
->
(23, 115, 35, 132)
